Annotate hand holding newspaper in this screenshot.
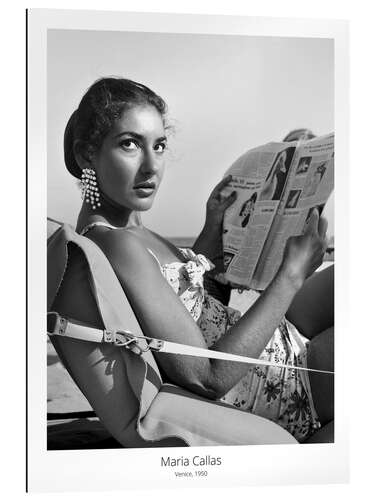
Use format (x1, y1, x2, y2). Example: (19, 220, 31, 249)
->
(219, 133, 334, 290)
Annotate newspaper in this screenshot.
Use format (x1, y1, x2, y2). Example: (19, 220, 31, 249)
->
(220, 133, 334, 290)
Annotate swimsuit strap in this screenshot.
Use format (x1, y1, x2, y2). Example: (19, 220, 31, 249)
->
(79, 221, 162, 268)
(146, 248, 163, 268)
(79, 221, 118, 236)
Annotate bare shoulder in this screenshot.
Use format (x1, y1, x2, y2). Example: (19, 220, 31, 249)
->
(85, 227, 161, 284)
(90, 226, 147, 255)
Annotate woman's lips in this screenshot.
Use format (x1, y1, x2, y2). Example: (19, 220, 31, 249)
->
(133, 182, 156, 197)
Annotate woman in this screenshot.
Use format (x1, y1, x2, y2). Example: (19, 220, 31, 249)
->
(50, 77, 333, 444)
(238, 192, 257, 228)
(259, 149, 289, 201)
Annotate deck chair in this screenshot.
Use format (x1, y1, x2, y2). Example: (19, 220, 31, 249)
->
(46, 218, 298, 449)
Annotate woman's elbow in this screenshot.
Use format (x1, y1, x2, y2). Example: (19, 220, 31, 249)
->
(181, 372, 228, 401)
(157, 356, 228, 401)
(184, 379, 220, 400)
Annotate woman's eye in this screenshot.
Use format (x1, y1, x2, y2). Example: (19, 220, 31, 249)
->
(154, 142, 167, 153)
(120, 139, 138, 151)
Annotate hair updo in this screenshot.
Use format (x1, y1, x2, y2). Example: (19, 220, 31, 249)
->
(64, 77, 168, 179)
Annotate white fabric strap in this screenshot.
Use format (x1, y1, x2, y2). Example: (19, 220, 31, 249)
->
(47, 312, 334, 375)
(157, 340, 333, 375)
(79, 221, 119, 237)
(47, 313, 133, 345)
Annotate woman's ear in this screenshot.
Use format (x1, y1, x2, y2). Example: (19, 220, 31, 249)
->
(73, 140, 95, 170)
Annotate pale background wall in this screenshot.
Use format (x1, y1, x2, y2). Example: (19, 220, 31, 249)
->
(48, 30, 334, 238)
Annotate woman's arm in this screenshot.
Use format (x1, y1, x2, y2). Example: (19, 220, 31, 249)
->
(93, 209, 327, 400)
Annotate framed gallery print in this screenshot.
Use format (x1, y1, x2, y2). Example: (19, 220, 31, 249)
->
(27, 8, 349, 493)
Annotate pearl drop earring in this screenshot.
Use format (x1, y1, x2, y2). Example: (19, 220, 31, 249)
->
(81, 168, 101, 210)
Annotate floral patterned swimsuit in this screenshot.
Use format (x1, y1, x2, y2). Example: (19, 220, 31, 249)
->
(155, 247, 321, 443)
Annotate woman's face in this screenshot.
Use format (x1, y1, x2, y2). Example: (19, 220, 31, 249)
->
(92, 105, 167, 212)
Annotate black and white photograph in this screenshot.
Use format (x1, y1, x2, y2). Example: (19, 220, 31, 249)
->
(259, 147, 295, 201)
(285, 189, 303, 209)
(233, 192, 258, 228)
(46, 24, 334, 447)
(296, 156, 313, 175)
(26, 7, 350, 493)
(305, 162, 328, 197)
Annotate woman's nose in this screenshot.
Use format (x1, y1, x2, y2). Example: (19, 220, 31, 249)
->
(141, 149, 159, 174)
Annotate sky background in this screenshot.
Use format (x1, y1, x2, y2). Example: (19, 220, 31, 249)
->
(48, 30, 334, 238)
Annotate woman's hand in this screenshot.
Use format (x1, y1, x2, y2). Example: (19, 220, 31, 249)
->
(280, 208, 328, 289)
(192, 175, 237, 268)
(204, 175, 237, 230)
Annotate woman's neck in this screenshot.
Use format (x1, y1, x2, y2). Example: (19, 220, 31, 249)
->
(76, 201, 143, 233)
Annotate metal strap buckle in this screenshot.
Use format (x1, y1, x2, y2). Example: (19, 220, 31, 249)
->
(147, 339, 164, 352)
(104, 331, 164, 355)
(126, 335, 165, 353)
(102, 330, 150, 355)
(47, 312, 67, 337)
(114, 331, 139, 348)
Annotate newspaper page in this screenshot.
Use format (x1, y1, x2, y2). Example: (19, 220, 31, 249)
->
(251, 133, 334, 290)
(220, 142, 297, 288)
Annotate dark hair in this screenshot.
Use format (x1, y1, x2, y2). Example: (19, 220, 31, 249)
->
(283, 128, 316, 142)
(64, 77, 168, 179)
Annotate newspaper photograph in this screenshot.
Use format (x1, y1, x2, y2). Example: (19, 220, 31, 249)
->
(221, 134, 334, 289)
